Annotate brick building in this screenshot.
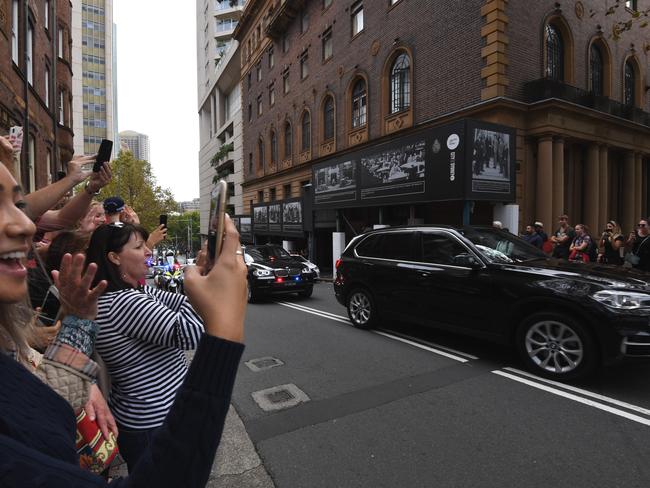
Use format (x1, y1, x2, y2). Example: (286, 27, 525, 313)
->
(235, 0, 650, 271)
(0, 0, 74, 190)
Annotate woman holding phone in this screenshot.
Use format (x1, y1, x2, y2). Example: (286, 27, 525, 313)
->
(0, 134, 248, 486)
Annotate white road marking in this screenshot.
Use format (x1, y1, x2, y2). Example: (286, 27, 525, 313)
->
(502, 367, 650, 417)
(492, 370, 650, 427)
(276, 301, 350, 321)
(275, 301, 351, 324)
(373, 330, 470, 363)
(377, 329, 479, 361)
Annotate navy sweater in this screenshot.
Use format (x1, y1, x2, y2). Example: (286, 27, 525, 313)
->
(0, 334, 243, 487)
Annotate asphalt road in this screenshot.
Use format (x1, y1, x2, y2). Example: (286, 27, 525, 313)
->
(232, 282, 650, 488)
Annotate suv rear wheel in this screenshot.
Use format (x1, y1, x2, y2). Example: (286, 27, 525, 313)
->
(347, 288, 377, 329)
(516, 312, 598, 380)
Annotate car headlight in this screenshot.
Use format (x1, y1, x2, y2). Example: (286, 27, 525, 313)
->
(591, 290, 650, 310)
(301, 267, 311, 274)
(253, 269, 271, 277)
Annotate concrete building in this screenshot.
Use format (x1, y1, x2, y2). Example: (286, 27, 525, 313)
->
(234, 0, 650, 272)
(119, 129, 150, 162)
(71, 0, 117, 157)
(197, 0, 246, 235)
(0, 0, 74, 191)
(179, 198, 201, 213)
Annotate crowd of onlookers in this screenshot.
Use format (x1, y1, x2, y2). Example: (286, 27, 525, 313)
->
(511, 214, 650, 271)
(0, 134, 248, 486)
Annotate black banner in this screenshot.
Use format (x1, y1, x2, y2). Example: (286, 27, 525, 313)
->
(311, 119, 515, 209)
(251, 199, 305, 236)
(234, 215, 253, 242)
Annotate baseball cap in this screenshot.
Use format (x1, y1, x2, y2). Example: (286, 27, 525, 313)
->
(534, 221, 544, 228)
(103, 196, 125, 214)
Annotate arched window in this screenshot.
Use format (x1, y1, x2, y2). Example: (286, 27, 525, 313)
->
(323, 96, 335, 141)
(257, 138, 264, 170)
(390, 53, 410, 114)
(270, 130, 278, 163)
(301, 111, 311, 152)
(545, 23, 564, 81)
(284, 121, 292, 159)
(624, 59, 636, 106)
(590, 44, 604, 96)
(351, 79, 367, 128)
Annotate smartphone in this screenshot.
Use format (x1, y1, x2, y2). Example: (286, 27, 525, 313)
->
(159, 214, 168, 228)
(94, 139, 113, 172)
(38, 285, 61, 327)
(207, 179, 228, 264)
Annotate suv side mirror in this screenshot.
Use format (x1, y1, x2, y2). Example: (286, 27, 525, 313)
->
(244, 253, 254, 265)
(453, 253, 482, 268)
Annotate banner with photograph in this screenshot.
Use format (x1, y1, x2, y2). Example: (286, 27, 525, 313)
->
(235, 215, 253, 242)
(282, 198, 303, 234)
(311, 119, 515, 210)
(268, 203, 282, 233)
(252, 204, 268, 233)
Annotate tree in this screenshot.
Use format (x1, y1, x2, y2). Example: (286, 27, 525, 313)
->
(98, 151, 178, 231)
(165, 211, 201, 256)
(210, 142, 234, 184)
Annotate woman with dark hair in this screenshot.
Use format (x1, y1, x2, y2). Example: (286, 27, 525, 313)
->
(85, 222, 207, 472)
(0, 134, 248, 486)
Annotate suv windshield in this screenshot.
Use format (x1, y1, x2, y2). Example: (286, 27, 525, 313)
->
(459, 227, 547, 264)
(248, 246, 291, 261)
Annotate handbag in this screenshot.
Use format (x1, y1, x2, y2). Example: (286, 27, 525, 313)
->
(625, 236, 648, 266)
(76, 408, 119, 474)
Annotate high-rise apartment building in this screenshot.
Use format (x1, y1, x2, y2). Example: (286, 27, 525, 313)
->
(119, 130, 150, 162)
(71, 0, 117, 157)
(196, 0, 246, 235)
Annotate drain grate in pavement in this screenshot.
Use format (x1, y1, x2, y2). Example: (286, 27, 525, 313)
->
(251, 384, 310, 412)
(245, 357, 284, 372)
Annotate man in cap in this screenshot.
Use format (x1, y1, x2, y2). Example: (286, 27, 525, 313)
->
(103, 196, 125, 224)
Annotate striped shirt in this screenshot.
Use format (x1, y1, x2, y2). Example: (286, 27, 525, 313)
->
(95, 286, 204, 430)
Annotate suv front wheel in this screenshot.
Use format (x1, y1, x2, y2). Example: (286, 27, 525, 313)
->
(516, 312, 598, 380)
(347, 288, 377, 329)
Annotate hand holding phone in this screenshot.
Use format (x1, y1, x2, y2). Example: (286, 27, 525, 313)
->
(94, 139, 113, 172)
(207, 180, 228, 268)
(159, 214, 168, 228)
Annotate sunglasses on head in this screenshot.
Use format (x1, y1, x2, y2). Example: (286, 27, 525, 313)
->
(638, 223, 647, 227)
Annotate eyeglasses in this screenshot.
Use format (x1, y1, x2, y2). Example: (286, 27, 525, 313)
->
(638, 223, 647, 228)
(109, 221, 125, 228)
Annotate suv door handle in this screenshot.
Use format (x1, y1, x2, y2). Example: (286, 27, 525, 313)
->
(419, 271, 431, 277)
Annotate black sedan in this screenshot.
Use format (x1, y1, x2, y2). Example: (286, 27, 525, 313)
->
(334, 226, 650, 380)
(245, 244, 316, 302)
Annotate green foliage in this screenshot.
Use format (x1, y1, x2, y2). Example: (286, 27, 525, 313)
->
(98, 151, 178, 232)
(210, 143, 235, 184)
(165, 211, 201, 255)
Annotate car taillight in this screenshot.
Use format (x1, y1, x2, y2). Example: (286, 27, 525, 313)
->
(335, 259, 342, 269)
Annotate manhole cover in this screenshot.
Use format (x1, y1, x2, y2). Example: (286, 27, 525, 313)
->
(245, 357, 284, 372)
(251, 384, 310, 412)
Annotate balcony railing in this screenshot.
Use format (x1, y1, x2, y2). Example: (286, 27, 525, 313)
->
(216, 0, 245, 10)
(524, 78, 650, 127)
(265, 0, 304, 39)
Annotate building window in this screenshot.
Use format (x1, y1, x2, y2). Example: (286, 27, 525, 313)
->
(268, 46, 274, 68)
(283, 67, 290, 94)
(390, 53, 411, 113)
(270, 187, 277, 201)
(46, 149, 52, 184)
(58, 27, 64, 59)
(282, 34, 289, 53)
(257, 94, 263, 115)
(322, 27, 333, 61)
(28, 135, 35, 192)
(258, 138, 265, 170)
(248, 153, 253, 174)
(301, 111, 311, 152)
(323, 0, 333, 8)
(545, 23, 564, 81)
(258, 190, 264, 202)
(248, 103, 252, 122)
(301, 10, 309, 34)
(44, 66, 50, 108)
(44, 1, 50, 31)
(624, 59, 636, 106)
(269, 83, 275, 106)
(300, 50, 309, 79)
(351, 1, 364, 36)
(284, 183, 292, 198)
(590, 44, 604, 96)
(323, 95, 335, 141)
(27, 22, 34, 85)
(271, 130, 278, 164)
(284, 121, 292, 159)
(351, 79, 367, 128)
(58, 90, 64, 125)
(247, 71, 252, 89)
(11, 1, 18, 64)
(256, 62, 262, 82)
(626, 1, 638, 10)
(390, 0, 401, 5)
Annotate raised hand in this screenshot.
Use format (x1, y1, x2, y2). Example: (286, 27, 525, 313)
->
(67, 155, 95, 185)
(87, 162, 112, 193)
(51, 253, 107, 320)
(184, 215, 247, 343)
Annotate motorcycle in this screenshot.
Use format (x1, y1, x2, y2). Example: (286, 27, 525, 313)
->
(164, 268, 183, 294)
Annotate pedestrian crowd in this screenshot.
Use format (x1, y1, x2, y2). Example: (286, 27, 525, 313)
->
(0, 134, 248, 486)
(518, 214, 650, 271)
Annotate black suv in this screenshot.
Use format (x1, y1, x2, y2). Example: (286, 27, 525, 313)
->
(245, 244, 316, 302)
(334, 226, 650, 380)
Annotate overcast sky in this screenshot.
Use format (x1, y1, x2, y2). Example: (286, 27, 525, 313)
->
(113, 1, 199, 202)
